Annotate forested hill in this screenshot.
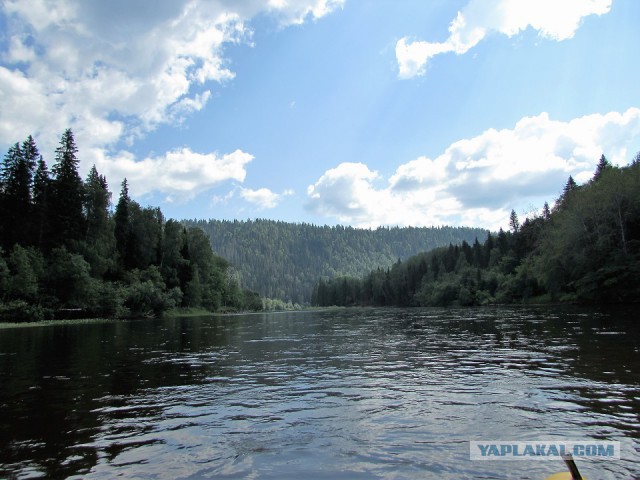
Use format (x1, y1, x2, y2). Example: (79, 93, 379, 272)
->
(313, 154, 640, 307)
(182, 219, 488, 304)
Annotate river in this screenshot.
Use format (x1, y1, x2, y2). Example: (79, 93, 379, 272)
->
(0, 307, 638, 479)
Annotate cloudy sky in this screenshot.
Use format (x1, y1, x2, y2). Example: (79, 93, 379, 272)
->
(1, 0, 639, 230)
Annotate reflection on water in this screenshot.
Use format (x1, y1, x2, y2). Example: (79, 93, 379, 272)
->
(0, 307, 638, 479)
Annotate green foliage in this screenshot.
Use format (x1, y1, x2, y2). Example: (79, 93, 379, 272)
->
(0, 300, 46, 323)
(313, 155, 640, 307)
(49, 129, 85, 248)
(0, 131, 262, 322)
(185, 219, 488, 304)
(7, 245, 42, 301)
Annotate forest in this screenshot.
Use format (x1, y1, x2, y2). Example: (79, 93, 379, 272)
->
(184, 219, 488, 304)
(0, 130, 262, 322)
(312, 154, 640, 307)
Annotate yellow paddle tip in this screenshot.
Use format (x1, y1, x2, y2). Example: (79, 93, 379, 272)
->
(545, 473, 587, 480)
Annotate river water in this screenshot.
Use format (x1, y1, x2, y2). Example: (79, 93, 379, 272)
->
(0, 307, 638, 479)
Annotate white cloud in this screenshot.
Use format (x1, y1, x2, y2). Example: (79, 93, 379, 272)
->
(93, 148, 254, 202)
(0, 0, 343, 196)
(267, 0, 345, 25)
(1, 1, 247, 154)
(239, 187, 294, 209)
(306, 108, 640, 230)
(396, 0, 612, 78)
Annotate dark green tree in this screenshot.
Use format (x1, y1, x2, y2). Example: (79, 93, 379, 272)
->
(592, 154, 611, 182)
(1, 139, 38, 247)
(49, 129, 85, 248)
(81, 165, 116, 277)
(114, 178, 131, 270)
(509, 209, 520, 234)
(32, 156, 50, 250)
(555, 175, 578, 212)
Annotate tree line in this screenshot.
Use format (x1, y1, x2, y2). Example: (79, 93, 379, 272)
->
(0, 130, 262, 322)
(312, 154, 640, 307)
(184, 219, 489, 304)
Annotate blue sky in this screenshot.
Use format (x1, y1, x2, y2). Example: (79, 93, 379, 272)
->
(1, 0, 639, 230)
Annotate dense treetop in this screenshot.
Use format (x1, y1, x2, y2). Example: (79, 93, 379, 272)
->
(313, 154, 640, 307)
(0, 131, 261, 322)
(184, 219, 488, 304)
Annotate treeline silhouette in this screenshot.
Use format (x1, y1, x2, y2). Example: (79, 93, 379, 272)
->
(184, 219, 488, 304)
(312, 154, 640, 307)
(0, 130, 261, 322)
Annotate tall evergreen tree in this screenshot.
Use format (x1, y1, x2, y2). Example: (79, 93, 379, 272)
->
(0, 143, 22, 249)
(509, 209, 520, 234)
(32, 156, 50, 250)
(84, 165, 110, 241)
(114, 178, 131, 270)
(592, 154, 612, 182)
(50, 129, 85, 248)
(1, 141, 36, 248)
(555, 175, 578, 212)
(82, 165, 116, 277)
(542, 202, 551, 221)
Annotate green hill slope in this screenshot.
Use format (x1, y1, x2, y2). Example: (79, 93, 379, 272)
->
(183, 219, 488, 303)
(312, 157, 640, 307)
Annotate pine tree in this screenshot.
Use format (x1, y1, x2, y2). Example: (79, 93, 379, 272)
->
(84, 165, 110, 242)
(82, 165, 116, 277)
(50, 129, 85, 248)
(554, 175, 578, 212)
(0, 143, 23, 249)
(32, 156, 50, 250)
(592, 154, 611, 182)
(1, 140, 37, 248)
(114, 178, 131, 270)
(509, 209, 520, 234)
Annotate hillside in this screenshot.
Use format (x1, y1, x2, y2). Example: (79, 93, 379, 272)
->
(183, 219, 488, 304)
(312, 155, 640, 307)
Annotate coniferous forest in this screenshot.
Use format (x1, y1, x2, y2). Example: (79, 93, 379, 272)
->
(2, 131, 638, 322)
(185, 219, 488, 305)
(312, 154, 640, 307)
(0, 130, 262, 322)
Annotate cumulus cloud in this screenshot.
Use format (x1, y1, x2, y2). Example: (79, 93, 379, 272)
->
(239, 187, 294, 209)
(92, 148, 254, 202)
(0, 0, 342, 195)
(306, 108, 640, 230)
(396, 0, 612, 78)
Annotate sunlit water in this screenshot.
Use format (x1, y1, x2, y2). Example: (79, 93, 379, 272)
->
(0, 307, 638, 479)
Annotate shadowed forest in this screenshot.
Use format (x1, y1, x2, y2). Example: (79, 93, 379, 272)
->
(2, 131, 638, 322)
(0, 130, 262, 321)
(185, 219, 488, 304)
(312, 154, 640, 307)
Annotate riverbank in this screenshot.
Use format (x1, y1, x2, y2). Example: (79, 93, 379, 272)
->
(0, 317, 117, 330)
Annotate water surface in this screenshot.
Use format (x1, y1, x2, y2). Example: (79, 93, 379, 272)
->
(0, 307, 638, 479)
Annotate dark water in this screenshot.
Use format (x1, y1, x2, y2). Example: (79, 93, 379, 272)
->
(0, 307, 638, 479)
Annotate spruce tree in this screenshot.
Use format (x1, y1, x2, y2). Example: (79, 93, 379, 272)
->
(555, 175, 578, 212)
(32, 156, 50, 250)
(0, 143, 23, 249)
(50, 129, 85, 248)
(592, 154, 611, 182)
(83, 165, 116, 277)
(1, 140, 37, 247)
(509, 209, 520, 234)
(114, 178, 132, 270)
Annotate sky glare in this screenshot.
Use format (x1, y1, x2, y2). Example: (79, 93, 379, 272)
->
(1, 0, 639, 230)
